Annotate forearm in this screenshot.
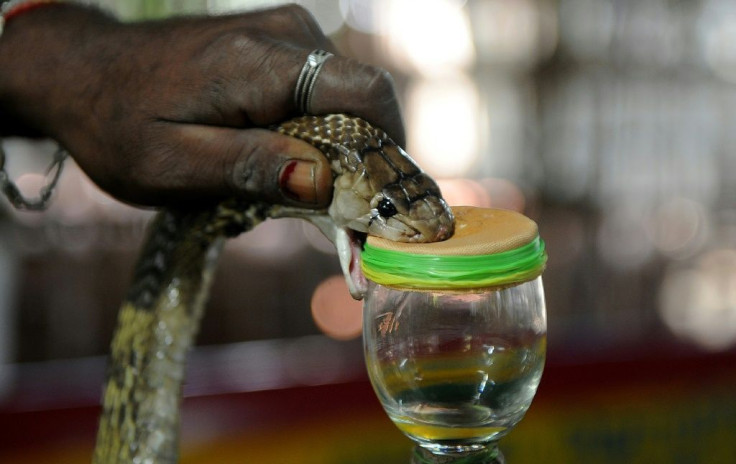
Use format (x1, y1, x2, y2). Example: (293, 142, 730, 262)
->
(0, 1, 118, 138)
(0, 2, 403, 207)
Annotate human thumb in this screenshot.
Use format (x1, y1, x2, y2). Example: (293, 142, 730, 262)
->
(228, 128, 333, 207)
(163, 125, 333, 208)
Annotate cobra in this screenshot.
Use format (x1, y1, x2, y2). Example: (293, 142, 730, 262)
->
(92, 113, 454, 463)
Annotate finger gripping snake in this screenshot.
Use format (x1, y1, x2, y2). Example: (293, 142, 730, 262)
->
(92, 114, 454, 463)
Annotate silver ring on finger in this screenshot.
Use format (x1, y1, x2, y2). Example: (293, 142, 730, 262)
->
(294, 49, 334, 115)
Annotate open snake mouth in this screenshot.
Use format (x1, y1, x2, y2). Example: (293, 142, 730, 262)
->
(336, 213, 453, 299)
(346, 229, 368, 298)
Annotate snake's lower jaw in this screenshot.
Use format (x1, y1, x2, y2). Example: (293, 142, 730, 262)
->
(335, 227, 368, 300)
(296, 212, 368, 299)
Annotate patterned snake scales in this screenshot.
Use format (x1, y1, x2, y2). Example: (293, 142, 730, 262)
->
(92, 113, 454, 463)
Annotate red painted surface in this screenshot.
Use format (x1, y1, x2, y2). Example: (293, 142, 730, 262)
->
(1, 341, 734, 463)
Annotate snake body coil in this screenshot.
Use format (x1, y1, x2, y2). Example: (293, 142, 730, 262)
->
(92, 114, 454, 463)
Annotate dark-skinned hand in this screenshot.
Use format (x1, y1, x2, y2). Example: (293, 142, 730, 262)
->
(0, 2, 405, 208)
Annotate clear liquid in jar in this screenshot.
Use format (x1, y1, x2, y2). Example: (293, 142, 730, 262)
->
(366, 331, 546, 450)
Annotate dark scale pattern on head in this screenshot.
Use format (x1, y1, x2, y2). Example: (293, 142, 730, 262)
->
(276, 114, 451, 241)
(277, 115, 402, 175)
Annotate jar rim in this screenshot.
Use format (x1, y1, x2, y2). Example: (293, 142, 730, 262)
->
(361, 235, 547, 290)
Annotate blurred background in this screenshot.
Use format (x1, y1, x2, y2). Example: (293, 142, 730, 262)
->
(1, 0, 735, 462)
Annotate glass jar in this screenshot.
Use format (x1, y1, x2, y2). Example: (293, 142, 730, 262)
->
(361, 207, 547, 463)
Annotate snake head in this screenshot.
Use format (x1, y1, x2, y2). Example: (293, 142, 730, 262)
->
(275, 114, 454, 299)
(326, 185, 453, 300)
(325, 143, 454, 299)
(328, 142, 454, 243)
(364, 173, 454, 243)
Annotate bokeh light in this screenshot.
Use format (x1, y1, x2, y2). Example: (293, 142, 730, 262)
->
(310, 275, 363, 341)
(646, 197, 710, 260)
(596, 206, 655, 270)
(468, 0, 549, 66)
(406, 74, 480, 178)
(698, 0, 736, 83)
(659, 248, 736, 351)
(378, 0, 474, 76)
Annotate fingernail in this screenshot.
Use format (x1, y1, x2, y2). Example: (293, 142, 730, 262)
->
(279, 160, 318, 204)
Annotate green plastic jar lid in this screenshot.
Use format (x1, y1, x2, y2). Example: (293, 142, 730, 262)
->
(361, 206, 547, 290)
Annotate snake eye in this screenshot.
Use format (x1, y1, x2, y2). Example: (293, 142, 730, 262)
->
(377, 198, 398, 218)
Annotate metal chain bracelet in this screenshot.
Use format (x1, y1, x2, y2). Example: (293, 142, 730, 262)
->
(0, 141, 67, 211)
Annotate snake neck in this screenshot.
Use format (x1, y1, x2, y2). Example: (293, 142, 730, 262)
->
(125, 200, 269, 310)
(94, 201, 268, 464)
